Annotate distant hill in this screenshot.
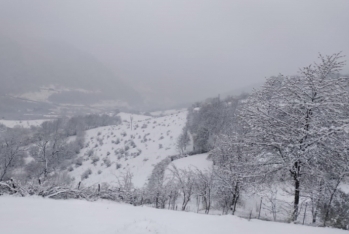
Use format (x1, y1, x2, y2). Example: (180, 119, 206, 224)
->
(0, 36, 142, 108)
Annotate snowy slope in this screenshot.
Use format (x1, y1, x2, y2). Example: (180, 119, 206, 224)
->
(67, 110, 189, 187)
(0, 196, 345, 234)
(168, 153, 212, 171)
(165, 153, 213, 179)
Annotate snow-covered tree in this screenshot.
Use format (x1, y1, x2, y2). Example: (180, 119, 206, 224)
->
(192, 167, 215, 214)
(30, 119, 72, 179)
(237, 53, 349, 221)
(169, 165, 195, 211)
(0, 128, 28, 181)
(176, 127, 190, 155)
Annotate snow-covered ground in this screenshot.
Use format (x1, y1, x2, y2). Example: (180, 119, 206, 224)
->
(168, 153, 212, 171)
(0, 119, 49, 128)
(0, 196, 344, 234)
(165, 153, 213, 179)
(68, 111, 190, 187)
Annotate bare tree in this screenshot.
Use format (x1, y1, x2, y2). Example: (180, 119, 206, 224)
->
(169, 165, 195, 211)
(193, 167, 215, 214)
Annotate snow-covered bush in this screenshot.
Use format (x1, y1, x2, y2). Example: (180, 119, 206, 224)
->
(103, 157, 112, 167)
(81, 168, 92, 180)
(87, 149, 94, 157)
(75, 157, 84, 167)
(91, 156, 100, 164)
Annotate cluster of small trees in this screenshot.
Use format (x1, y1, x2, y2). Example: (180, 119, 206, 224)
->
(25, 118, 86, 181)
(0, 113, 122, 184)
(185, 94, 248, 154)
(63, 114, 121, 136)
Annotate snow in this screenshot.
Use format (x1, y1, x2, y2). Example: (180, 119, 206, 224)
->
(165, 154, 213, 177)
(169, 153, 212, 170)
(0, 119, 49, 128)
(0, 196, 345, 234)
(149, 109, 186, 117)
(68, 111, 190, 187)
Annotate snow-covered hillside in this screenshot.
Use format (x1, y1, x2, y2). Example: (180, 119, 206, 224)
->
(1, 196, 344, 234)
(67, 110, 189, 187)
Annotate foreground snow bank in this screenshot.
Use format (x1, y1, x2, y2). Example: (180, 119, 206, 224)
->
(0, 197, 345, 234)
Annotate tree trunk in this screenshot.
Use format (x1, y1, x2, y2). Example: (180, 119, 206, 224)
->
(293, 177, 300, 222)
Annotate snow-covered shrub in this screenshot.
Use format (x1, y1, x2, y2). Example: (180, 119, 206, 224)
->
(103, 157, 112, 167)
(87, 149, 94, 157)
(116, 163, 122, 170)
(320, 190, 349, 230)
(81, 168, 92, 180)
(91, 155, 100, 164)
(75, 157, 84, 167)
(97, 138, 103, 146)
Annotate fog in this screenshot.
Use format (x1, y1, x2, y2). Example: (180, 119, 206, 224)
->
(1, 0, 349, 107)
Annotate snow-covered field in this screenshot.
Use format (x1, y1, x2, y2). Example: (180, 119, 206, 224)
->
(167, 153, 212, 171)
(165, 153, 213, 179)
(0, 196, 344, 234)
(68, 111, 190, 187)
(0, 119, 49, 128)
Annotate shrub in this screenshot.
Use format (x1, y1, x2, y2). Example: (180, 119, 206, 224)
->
(87, 149, 94, 157)
(103, 157, 112, 167)
(91, 155, 100, 164)
(75, 157, 83, 167)
(81, 168, 92, 180)
(320, 190, 349, 230)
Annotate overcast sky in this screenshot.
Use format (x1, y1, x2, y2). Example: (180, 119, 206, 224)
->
(1, 0, 349, 104)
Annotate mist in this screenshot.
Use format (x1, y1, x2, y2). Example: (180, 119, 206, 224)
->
(1, 0, 349, 108)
